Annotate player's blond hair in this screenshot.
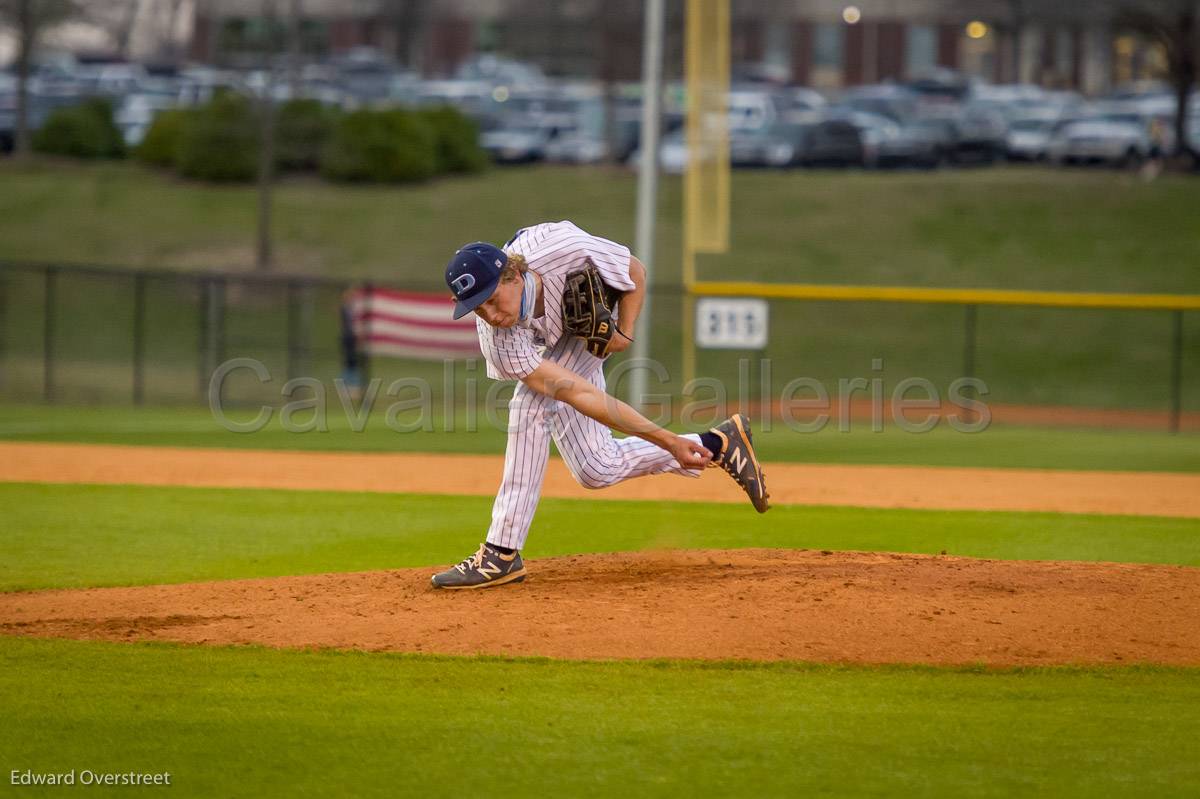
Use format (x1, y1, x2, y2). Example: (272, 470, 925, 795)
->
(499, 253, 528, 284)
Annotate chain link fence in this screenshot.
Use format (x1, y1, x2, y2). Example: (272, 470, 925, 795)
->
(0, 261, 1194, 431)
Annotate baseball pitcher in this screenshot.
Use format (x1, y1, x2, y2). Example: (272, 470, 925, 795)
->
(432, 221, 769, 589)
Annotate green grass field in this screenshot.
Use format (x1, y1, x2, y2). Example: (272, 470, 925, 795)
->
(2, 160, 1199, 293)
(4, 639, 1197, 798)
(3, 160, 1199, 795)
(2, 160, 1198, 409)
(2, 477, 1199, 796)
(5, 482, 1200, 591)
(2, 402, 1198, 471)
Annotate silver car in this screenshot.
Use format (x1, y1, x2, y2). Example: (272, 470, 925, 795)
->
(1047, 118, 1152, 167)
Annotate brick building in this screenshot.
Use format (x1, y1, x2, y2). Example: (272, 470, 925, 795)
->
(187, 0, 1167, 94)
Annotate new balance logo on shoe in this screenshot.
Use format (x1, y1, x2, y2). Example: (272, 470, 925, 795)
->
(708, 414, 770, 514)
(431, 543, 528, 589)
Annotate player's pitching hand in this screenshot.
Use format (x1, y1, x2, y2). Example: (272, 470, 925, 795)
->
(670, 436, 712, 470)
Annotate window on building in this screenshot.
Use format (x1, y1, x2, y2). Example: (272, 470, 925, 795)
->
(1055, 28, 1074, 78)
(813, 23, 843, 68)
(764, 20, 790, 70)
(906, 24, 936, 77)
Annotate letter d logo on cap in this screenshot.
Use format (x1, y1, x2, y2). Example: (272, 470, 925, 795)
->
(451, 273, 476, 296)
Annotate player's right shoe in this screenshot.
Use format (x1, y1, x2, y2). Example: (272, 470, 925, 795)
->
(430, 543, 527, 589)
(709, 414, 770, 513)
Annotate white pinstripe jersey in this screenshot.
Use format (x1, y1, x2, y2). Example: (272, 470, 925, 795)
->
(476, 221, 635, 381)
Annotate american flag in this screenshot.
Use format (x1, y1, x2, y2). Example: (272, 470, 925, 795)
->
(347, 287, 480, 361)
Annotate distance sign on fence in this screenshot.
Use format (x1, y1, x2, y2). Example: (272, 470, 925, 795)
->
(696, 297, 769, 350)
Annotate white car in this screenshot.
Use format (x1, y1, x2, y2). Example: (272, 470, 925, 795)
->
(1006, 117, 1058, 161)
(1047, 119, 1152, 167)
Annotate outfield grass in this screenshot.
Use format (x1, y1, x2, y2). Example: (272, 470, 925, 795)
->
(2, 638, 1197, 797)
(3, 483, 1198, 592)
(3, 161, 1199, 410)
(1, 402, 1197, 472)
(2, 160, 1199, 293)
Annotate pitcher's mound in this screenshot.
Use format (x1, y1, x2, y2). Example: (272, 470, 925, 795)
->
(2, 549, 1198, 667)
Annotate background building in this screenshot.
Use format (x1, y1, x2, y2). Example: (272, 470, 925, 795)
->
(184, 0, 1172, 94)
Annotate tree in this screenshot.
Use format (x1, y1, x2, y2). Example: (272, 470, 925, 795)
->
(1114, 0, 1198, 161)
(83, 0, 141, 59)
(0, 0, 80, 158)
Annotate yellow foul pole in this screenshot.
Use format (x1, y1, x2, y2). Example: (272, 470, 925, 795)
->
(683, 0, 730, 392)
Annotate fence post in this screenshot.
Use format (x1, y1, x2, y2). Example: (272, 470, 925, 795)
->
(1169, 310, 1183, 434)
(214, 277, 226, 368)
(286, 279, 299, 381)
(197, 277, 209, 402)
(361, 282, 373, 387)
(132, 273, 146, 405)
(0, 267, 7, 393)
(962, 304, 977, 381)
(43, 266, 57, 403)
(960, 303, 978, 424)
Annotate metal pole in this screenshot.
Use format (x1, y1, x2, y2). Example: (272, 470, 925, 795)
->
(629, 0, 665, 410)
(1169, 310, 1183, 434)
(962, 303, 978, 423)
(43, 266, 56, 403)
(963, 303, 977, 380)
(286, 280, 298, 381)
(256, 0, 278, 272)
(132, 273, 146, 405)
(214, 278, 227, 366)
(197, 277, 209, 402)
(0, 268, 7, 394)
(361, 282, 373, 387)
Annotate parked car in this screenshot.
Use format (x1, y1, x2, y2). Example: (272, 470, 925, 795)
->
(727, 87, 806, 168)
(543, 125, 608, 164)
(1046, 118, 1153, 167)
(907, 68, 974, 105)
(115, 89, 177, 146)
(1005, 116, 1059, 161)
(802, 116, 866, 167)
(730, 124, 806, 167)
(837, 84, 919, 124)
(920, 106, 1007, 163)
(626, 129, 692, 174)
(480, 121, 552, 163)
(877, 117, 955, 168)
(415, 79, 501, 132)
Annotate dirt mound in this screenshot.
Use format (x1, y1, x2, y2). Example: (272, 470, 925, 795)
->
(2, 549, 1197, 667)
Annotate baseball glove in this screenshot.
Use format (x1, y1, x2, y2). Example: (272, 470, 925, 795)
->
(562, 261, 625, 357)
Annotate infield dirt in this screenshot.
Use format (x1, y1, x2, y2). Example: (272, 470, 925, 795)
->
(3, 441, 1199, 517)
(3, 549, 1198, 667)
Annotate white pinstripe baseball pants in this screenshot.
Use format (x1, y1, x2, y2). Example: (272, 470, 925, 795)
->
(486, 364, 703, 551)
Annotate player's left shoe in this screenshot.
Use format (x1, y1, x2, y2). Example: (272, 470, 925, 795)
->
(430, 543, 527, 589)
(709, 414, 770, 513)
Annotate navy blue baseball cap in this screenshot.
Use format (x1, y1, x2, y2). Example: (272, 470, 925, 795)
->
(445, 242, 507, 319)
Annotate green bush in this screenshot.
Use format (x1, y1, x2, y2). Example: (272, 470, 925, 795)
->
(321, 108, 437, 183)
(276, 99, 338, 172)
(32, 98, 125, 159)
(417, 105, 487, 174)
(175, 93, 259, 182)
(133, 108, 192, 167)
